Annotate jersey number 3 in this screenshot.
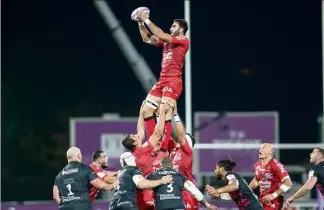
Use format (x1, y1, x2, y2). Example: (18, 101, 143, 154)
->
(66, 184, 74, 196)
(167, 183, 174, 193)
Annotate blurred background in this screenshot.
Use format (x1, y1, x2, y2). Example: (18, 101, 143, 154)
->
(2, 0, 323, 209)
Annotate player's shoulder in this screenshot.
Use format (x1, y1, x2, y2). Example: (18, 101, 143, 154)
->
(254, 160, 262, 168)
(270, 158, 284, 167)
(225, 172, 237, 181)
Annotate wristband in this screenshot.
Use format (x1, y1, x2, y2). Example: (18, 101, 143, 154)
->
(174, 115, 181, 122)
(272, 192, 278, 198)
(144, 19, 151, 25)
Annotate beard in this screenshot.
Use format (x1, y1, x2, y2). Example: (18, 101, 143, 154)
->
(216, 174, 222, 180)
(171, 29, 180, 36)
(101, 164, 108, 169)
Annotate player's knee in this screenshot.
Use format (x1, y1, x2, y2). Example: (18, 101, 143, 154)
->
(143, 99, 159, 115)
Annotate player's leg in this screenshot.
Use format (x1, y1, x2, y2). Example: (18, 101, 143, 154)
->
(159, 95, 178, 152)
(183, 191, 199, 210)
(142, 83, 162, 139)
(141, 189, 155, 210)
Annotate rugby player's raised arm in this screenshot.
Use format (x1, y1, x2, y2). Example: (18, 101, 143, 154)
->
(52, 185, 60, 205)
(133, 174, 172, 189)
(137, 101, 146, 141)
(138, 22, 163, 47)
(148, 102, 172, 147)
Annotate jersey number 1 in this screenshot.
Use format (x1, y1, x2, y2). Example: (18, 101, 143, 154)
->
(66, 184, 74, 196)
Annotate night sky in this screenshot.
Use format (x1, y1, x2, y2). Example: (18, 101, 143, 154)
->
(3, 0, 322, 156)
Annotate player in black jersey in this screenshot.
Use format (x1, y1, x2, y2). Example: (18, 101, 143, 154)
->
(147, 157, 217, 210)
(206, 159, 263, 210)
(287, 147, 324, 206)
(53, 147, 116, 210)
(109, 152, 173, 210)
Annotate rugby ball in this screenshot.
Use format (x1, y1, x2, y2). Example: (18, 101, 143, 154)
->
(131, 7, 150, 21)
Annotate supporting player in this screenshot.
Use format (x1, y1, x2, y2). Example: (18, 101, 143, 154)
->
(89, 150, 119, 203)
(109, 152, 172, 210)
(147, 157, 217, 210)
(206, 159, 263, 210)
(166, 106, 199, 210)
(122, 101, 173, 210)
(286, 147, 324, 205)
(137, 10, 189, 160)
(53, 147, 116, 210)
(249, 143, 292, 210)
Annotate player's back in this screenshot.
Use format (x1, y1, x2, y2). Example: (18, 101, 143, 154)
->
(147, 167, 186, 210)
(110, 166, 139, 203)
(226, 172, 262, 210)
(55, 161, 94, 210)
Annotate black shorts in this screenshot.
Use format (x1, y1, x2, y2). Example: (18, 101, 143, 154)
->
(109, 200, 137, 210)
(59, 203, 91, 210)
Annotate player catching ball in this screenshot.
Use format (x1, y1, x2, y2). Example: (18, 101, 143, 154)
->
(132, 7, 190, 160)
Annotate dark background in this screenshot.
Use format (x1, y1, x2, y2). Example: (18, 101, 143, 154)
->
(2, 0, 322, 202)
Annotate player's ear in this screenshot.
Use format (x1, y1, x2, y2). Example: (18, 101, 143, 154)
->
(179, 28, 183, 33)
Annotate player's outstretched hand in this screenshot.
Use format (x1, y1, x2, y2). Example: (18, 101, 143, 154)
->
(138, 10, 149, 22)
(285, 196, 295, 206)
(206, 203, 218, 210)
(160, 175, 173, 184)
(262, 193, 276, 203)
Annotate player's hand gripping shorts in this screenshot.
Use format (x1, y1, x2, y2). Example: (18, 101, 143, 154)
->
(149, 78, 182, 100)
(261, 195, 284, 210)
(136, 189, 155, 210)
(182, 190, 199, 210)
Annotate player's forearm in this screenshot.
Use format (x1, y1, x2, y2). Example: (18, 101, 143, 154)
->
(217, 184, 238, 194)
(138, 23, 150, 42)
(145, 21, 164, 38)
(153, 110, 166, 137)
(53, 197, 61, 205)
(273, 179, 292, 197)
(104, 176, 117, 184)
(200, 198, 212, 208)
(137, 179, 162, 189)
(291, 186, 310, 200)
(249, 178, 259, 190)
(137, 110, 145, 141)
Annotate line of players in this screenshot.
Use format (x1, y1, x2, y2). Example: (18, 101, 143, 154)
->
(52, 114, 324, 210)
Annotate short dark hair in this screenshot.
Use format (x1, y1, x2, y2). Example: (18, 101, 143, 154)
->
(92, 150, 104, 161)
(186, 133, 196, 147)
(161, 157, 173, 168)
(218, 159, 237, 171)
(174, 19, 188, 35)
(122, 134, 136, 151)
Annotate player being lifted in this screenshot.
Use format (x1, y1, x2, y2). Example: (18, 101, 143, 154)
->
(249, 143, 292, 210)
(136, 9, 189, 160)
(122, 101, 173, 210)
(109, 152, 172, 210)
